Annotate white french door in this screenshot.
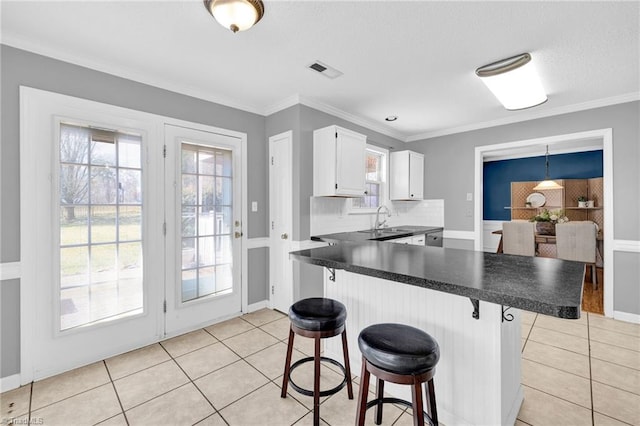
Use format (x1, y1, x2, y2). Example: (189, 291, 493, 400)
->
(163, 125, 243, 335)
(21, 88, 164, 381)
(21, 88, 246, 383)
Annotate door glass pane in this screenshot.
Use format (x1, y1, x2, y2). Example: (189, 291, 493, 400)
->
(59, 123, 144, 331)
(180, 143, 234, 302)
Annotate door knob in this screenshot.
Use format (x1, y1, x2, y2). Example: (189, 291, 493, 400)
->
(234, 231, 243, 238)
(281, 233, 288, 240)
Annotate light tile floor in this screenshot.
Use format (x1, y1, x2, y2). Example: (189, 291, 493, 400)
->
(2, 309, 639, 425)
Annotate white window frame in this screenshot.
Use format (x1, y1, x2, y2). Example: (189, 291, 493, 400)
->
(348, 144, 389, 214)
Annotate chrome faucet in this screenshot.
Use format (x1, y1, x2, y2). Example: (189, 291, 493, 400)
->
(374, 205, 391, 230)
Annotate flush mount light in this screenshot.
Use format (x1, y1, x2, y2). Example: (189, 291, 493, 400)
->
(475, 53, 547, 110)
(203, 0, 264, 33)
(533, 145, 563, 191)
(385, 116, 398, 122)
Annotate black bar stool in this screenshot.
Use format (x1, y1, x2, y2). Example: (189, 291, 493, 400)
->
(281, 297, 354, 426)
(356, 323, 440, 426)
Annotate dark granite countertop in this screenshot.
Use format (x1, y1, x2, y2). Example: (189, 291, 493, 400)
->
(290, 241, 584, 319)
(311, 225, 444, 244)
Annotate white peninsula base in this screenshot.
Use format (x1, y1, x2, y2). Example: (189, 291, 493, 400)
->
(323, 269, 524, 426)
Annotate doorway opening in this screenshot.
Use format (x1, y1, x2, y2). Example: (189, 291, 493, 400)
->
(474, 128, 614, 317)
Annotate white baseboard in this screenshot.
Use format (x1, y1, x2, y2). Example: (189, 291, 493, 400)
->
(246, 300, 268, 313)
(0, 373, 21, 392)
(0, 262, 21, 281)
(613, 310, 640, 324)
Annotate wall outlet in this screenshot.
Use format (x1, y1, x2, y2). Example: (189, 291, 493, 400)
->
(251, 201, 258, 212)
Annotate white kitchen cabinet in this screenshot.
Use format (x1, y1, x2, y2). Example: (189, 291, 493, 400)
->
(390, 150, 424, 200)
(313, 125, 367, 197)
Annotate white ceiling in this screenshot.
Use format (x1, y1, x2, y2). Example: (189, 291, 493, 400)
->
(2, 1, 639, 142)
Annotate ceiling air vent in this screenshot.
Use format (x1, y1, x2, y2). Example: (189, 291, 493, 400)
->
(307, 60, 343, 79)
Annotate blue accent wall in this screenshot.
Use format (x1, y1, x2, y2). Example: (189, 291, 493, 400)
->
(483, 150, 603, 220)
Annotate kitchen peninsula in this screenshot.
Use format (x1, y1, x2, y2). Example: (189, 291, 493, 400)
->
(290, 241, 584, 425)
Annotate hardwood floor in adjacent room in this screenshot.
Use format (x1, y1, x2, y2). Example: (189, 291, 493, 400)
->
(582, 266, 604, 314)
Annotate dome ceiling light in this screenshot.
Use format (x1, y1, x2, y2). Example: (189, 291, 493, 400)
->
(475, 53, 547, 110)
(203, 0, 265, 33)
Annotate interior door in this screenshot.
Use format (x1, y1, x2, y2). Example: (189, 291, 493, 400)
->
(269, 131, 293, 313)
(21, 87, 163, 381)
(164, 125, 242, 335)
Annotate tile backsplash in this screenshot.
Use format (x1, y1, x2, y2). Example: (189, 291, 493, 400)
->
(310, 197, 444, 236)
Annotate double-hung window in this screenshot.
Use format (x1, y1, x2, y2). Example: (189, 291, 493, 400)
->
(351, 145, 388, 212)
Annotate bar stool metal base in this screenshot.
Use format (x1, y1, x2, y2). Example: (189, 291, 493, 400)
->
(288, 356, 349, 397)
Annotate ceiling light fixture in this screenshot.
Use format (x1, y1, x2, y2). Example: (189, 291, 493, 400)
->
(532, 145, 563, 191)
(203, 0, 264, 33)
(385, 116, 398, 122)
(475, 53, 547, 110)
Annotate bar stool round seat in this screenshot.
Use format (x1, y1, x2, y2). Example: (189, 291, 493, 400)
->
(289, 297, 347, 332)
(281, 298, 353, 426)
(357, 323, 440, 426)
(358, 323, 439, 375)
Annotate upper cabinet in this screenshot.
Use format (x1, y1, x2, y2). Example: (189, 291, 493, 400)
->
(313, 125, 367, 197)
(390, 150, 424, 200)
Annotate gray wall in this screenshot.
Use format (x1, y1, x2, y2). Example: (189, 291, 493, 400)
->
(0, 45, 270, 378)
(407, 101, 640, 314)
(247, 247, 269, 305)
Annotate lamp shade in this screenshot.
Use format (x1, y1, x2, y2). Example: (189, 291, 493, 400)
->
(204, 0, 264, 33)
(533, 179, 563, 191)
(476, 53, 547, 110)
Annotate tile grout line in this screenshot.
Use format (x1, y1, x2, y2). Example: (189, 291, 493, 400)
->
(156, 337, 230, 426)
(27, 381, 33, 425)
(103, 360, 130, 426)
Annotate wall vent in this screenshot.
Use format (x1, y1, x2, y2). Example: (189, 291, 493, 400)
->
(307, 60, 343, 79)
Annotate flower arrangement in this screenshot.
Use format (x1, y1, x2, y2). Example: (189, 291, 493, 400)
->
(530, 209, 569, 224)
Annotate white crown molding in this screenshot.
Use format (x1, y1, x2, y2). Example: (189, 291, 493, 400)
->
(1, 36, 264, 116)
(263, 94, 301, 116)
(406, 92, 640, 142)
(483, 144, 604, 162)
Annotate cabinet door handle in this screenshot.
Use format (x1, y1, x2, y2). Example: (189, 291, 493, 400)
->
(410, 194, 414, 197)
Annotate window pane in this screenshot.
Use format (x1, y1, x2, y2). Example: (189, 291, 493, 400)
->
(181, 269, 197, 302)
(60, 125, 89, 164)
(119, 242, 142, 280)
(199, 176, 215, 208)
(60, 206, 88, 246)
(216, 235, 233, 264)
(182, 238, 197, 269)
(198, 210, 216, 237)
(182, 175, 197, 205)
(60, 246, 88, 288)
(198, 151, 215, 175)
(118, 169, 142, 204)
(198, 236, 215, 266)
(216, 150, 232, 177)
(91, 166, 117, 204)
(182, 207, 196, 238)
(365, 152, 382, 181)
(91, 140, 116, 166)
(182, 148, 197, 174)
(90, 244, 117, 284)
(119, 206, 142, 241)
(218, 177, 233, 205)
(60, 165, 89, 205)
(118, 134, 141, 169)
(216, 264, 233, 293)
(198, 266, 216, 297)
(216, 206, 232, 235)
(91, 206, 117, 243)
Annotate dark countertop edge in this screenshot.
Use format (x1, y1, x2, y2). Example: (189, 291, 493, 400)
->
(290, 251, 582, 320)
(311, 226, 444, 243)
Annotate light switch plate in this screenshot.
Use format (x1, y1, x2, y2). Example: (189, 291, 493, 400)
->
(466, 193, 473, 201)
(251, 201, 258, 212)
